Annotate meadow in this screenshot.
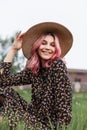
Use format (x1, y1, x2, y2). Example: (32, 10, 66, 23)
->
(0, 89, 87, 130)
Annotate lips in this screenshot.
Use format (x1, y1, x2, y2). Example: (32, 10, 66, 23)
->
(41, 49, 52, 54)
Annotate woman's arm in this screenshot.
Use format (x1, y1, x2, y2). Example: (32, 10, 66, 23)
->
(0, 32, 25, 77)
(0, 32, 32, 87)
(4, 32, 23, 62)
(52, 59, 72, 127)
(0, 66, 32, 86)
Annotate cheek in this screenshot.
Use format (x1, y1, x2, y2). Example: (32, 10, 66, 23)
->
(39, 44, 43, 50)
(38, 45, 43, 52)
(52, 47, 56, 53)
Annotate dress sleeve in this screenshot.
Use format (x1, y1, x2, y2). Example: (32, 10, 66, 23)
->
(0, 62, 32, 87)
(52, 59, 72, 127)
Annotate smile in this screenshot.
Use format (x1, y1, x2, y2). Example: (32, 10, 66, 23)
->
(42, 50, 52, 54)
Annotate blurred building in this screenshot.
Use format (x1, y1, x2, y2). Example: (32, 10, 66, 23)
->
(68, 68, 87, 92)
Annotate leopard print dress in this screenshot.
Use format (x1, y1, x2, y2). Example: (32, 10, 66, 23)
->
(0, 59, 72, 130)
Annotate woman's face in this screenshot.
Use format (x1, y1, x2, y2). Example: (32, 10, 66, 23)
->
(38, 35, 56, 65)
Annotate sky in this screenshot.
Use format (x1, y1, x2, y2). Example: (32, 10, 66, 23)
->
(0, 0, 87, 70)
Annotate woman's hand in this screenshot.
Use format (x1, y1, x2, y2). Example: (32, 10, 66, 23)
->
(4, 31, 25, 62)
(11, 31, 25, 51)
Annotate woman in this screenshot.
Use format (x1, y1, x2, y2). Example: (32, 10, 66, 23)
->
(0, 22, 73, 130)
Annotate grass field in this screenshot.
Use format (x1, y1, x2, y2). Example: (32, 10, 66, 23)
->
(0, 89, 87, 130)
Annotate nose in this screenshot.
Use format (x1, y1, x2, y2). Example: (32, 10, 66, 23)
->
(45, 44, 50, 49)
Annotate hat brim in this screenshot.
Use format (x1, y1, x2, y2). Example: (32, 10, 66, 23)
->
(22, 22, 73, 59)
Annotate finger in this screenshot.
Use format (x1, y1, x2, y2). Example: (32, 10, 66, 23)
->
(19, 32, 26, 38)
(16, 31, 21, 38)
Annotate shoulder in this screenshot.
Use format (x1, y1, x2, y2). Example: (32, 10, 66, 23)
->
(49, 58, 68, 75)
(51, 58, 67, 71)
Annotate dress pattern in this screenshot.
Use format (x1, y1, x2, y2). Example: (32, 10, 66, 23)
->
(0, 59, 72, 130)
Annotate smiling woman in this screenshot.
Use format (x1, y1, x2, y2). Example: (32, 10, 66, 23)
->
(0, 21, 73, 130)
(37, 33, 61, 66)
(38, 34, 56, 61)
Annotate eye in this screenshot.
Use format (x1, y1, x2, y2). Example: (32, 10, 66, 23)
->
(42, 40, 47, 45)
(51, 42, 55, 47)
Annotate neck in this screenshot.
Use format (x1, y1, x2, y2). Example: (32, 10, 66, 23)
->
(41, 59, 46, 67)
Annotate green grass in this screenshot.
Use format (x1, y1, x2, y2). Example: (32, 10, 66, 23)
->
(0, 89, 87, 130)
(68, 92, 87, 130)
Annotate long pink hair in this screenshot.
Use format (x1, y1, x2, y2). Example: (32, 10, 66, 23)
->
(26, 33, 61, 74)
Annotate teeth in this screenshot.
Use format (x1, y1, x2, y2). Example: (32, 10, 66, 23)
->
(43, 52, 51, 54)
(42, 50, 52, 53)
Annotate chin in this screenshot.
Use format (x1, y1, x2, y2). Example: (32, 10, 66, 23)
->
(42, 57, 51, 60)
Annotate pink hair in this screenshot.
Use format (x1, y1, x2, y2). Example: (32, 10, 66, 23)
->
(26, 33, 61, 74)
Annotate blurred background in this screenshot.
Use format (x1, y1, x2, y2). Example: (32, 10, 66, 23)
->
(0, 0, 87, 129)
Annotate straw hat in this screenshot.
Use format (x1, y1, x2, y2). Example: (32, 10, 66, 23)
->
(22, 22, 73, 59)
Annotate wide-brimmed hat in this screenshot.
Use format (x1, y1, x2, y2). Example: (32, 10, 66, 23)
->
(22, 22, 73, 59)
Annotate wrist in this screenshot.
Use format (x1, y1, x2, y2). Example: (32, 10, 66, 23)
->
(4, 47, 17, 62)
(11, 46, 18, 52)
